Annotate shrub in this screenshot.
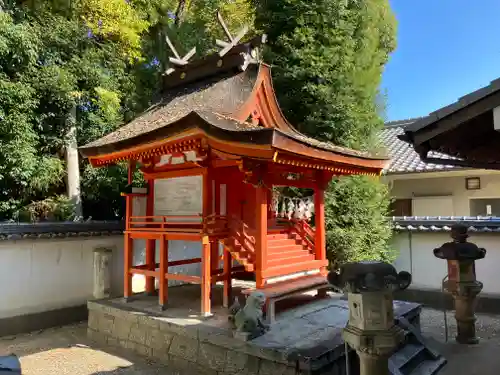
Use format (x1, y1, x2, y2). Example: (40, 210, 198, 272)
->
(18, 195, 76, 222)
(325, 175, 395, 270)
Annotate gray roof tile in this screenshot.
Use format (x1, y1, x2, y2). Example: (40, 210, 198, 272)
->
(380, 118, 459, 174)
(392, 216, 500, 233)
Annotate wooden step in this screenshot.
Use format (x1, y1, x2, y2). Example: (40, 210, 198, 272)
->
(267, 238, 296, 245)
(267, 244, 306, 253)
(267, 228, 289, 234)
(267, 254, 315, 267)
(267, 249, 311, 260)
(268, 237, 300, 243)
(267, 233, 290, 240)
(220, 241, 255, 272)
(262, 260, 327, 279)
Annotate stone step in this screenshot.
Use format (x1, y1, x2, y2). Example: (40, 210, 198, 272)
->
(410, 357, 447, 375)
(390, 343, 425, 373)
(389, 317, 447, 375)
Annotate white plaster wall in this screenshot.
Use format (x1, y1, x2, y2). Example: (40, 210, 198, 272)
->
(0, 234, 209, 319)
(0, 236, 125, 319)
(389, 173, 500, 216)
(392, 231, 500, 295)
(0, 175, 224, 320)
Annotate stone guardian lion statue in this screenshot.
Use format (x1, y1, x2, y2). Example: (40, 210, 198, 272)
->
(228, 291, 269, 340)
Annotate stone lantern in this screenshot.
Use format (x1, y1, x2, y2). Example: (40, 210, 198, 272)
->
(433, 223, 486, 344)
(327, 261, 412, 375)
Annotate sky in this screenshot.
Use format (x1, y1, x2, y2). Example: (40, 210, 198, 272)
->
(382, 0, 500, 121)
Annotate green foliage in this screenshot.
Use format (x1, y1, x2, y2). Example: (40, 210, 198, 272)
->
(0, 1, 258, 221)
(79, 0, 149, 61)
(18, 195, 76, 222)
(0, 12, 64, 220)
(254, 0, 397, 267)
(254, 0, 396, 150)
(325, 176, 395, 268)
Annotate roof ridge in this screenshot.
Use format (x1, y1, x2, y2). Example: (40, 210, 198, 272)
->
(384, 117, 426, 128)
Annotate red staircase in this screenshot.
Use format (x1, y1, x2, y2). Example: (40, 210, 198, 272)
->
(263, 229, 325, 279)
(220, 218, 325, 279)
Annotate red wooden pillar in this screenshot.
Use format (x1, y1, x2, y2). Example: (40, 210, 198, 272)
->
(145, 179, 156, 295)
(201, 236, 212, 316)
(223, 248, 232, 308)
(124, 160, 135, 301)
(255, 185, 268, 289)
(202, 168, 213, 314)
(202, 168, 217, 282)
(211, 173, 221, 281)
(314, 172, 327, 275)
(159, 234, 168, 310)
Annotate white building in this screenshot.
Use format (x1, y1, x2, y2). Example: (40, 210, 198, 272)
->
(380, 118, 500, 310)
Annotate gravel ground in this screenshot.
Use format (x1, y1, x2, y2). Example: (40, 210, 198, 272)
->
(0, 323, 173, 375)
(420, 308, 500, 375)
(0, 308, 499, 374)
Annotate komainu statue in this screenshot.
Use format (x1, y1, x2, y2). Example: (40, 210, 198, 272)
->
(228, 292, 269, 340)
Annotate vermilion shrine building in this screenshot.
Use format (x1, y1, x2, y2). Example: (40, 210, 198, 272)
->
(80, 34, 388, 316)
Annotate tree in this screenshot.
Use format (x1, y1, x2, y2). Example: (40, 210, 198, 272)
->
(0, 2, 144, 220)
(0, 1, 257, 221)
(254, 0, 397, 266)
(0, 12, 64, 220)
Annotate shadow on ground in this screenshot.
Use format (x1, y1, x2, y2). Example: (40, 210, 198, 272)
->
(0, 323, 174, 375)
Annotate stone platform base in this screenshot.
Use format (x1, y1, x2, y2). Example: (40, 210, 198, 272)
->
(87, 285, 421, 375)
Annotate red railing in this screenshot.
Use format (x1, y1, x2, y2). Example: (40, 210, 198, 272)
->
(290, 218, 315, 253)
(219, 215, 256, 270)
(128, 215, 203, 232)
(203, 214, 229, 237)
(129, 214, 228, 234)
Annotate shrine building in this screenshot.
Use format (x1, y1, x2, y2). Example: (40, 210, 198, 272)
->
(79, 30, 388, 316)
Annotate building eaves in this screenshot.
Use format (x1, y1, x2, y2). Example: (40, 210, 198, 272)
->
(392, 216, 500, 233)
(380, 119, 460, 174)
(405, 77, 500, 133)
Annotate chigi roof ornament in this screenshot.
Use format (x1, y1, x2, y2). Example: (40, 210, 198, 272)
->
(164, 34, 196, 75)
(161, 11, 268, 89)
(215, 11, 249, 57)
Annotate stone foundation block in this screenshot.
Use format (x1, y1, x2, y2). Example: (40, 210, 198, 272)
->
(198, 342, 228, 372)
(87, 301, 300, 375)
(145, 329, 174, 353)
(168, 334, 199, 363)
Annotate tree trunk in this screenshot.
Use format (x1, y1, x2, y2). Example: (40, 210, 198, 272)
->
(65, 104, 83, 219)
